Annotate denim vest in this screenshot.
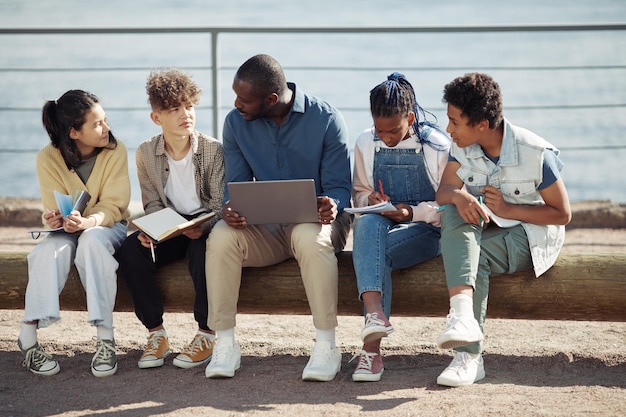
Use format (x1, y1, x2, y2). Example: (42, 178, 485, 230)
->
(372, 137, 436, 207)
(450, 119, 565, 277)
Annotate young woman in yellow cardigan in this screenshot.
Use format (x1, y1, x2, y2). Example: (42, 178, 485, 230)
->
(18, 90, 130, 377)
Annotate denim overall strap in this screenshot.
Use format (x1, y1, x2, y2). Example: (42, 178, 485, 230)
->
(372, 139, 436, 206)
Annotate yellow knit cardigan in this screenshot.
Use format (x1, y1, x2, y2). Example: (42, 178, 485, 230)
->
(36, 141, 131, 228)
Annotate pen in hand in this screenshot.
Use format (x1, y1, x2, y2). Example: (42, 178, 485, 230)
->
(149, 240, 156, 263)
(378, 179, 386, 201)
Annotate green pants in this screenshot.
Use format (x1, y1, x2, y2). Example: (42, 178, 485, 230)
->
(440, 205, 533, 354)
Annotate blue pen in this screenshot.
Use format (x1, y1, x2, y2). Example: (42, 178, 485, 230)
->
(436, 205, 448, 212)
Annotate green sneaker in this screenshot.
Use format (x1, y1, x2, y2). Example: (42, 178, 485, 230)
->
(18, 339, 60, 376)
(91, 338, 117, 377)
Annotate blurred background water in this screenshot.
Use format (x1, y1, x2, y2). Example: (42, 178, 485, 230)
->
(1, 0, 625, 203)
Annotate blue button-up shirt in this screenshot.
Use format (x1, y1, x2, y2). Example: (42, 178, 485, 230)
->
(222, 82, 352, 211)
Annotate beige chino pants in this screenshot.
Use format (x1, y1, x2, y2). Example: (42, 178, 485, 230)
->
(205, 213, 350, 331)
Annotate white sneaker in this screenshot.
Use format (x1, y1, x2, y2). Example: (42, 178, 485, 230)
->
(302, 341, 341, 381)
(204, 338, 241, 378)
(436, 308, 484, 350)
(437, 352, 485, 387)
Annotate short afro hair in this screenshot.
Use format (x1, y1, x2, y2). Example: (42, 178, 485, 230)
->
(443, 72, 503, 128)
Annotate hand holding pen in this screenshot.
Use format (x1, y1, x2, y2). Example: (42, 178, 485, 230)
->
(437, 192, 488, 226)
(137, 232, 157, 263)
(368, 180, 388, 205)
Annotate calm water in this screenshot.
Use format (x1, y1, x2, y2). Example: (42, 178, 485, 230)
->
(1, 0, 625, 203)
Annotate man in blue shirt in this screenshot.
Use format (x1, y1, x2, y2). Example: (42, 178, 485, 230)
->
(204, 54, 351, 382)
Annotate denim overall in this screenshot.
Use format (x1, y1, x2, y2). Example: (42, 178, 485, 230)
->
(352, 137, 441, 319)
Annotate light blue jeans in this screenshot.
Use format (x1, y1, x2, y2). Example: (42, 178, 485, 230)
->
(352, 213, 440, 319)
(23, 222, 127, 330)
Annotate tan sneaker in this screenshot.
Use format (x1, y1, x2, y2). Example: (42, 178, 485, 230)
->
(173, 333, 215, 369)
(138, 330, 170, 369)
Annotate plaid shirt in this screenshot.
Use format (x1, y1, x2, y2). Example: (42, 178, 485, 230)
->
(135, 131, 224, 228)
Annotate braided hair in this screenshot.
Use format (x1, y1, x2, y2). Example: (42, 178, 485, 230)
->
(369, 72, 439, 143)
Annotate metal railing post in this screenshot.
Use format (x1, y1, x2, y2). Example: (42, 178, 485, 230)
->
(211, 30, 220, 140)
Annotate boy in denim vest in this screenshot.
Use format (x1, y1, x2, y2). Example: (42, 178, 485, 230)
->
(435, 73, 571, 386)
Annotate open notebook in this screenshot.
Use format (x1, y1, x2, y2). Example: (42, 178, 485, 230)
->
(131, 208, 215, 242)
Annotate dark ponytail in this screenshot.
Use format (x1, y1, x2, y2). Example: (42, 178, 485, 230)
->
(41, 90, 117, 170)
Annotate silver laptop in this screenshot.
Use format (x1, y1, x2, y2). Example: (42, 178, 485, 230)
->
(227, 179, 319, 225)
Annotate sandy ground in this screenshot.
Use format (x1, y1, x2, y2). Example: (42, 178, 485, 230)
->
(0, 201, 625, 416)
(0, 311, 625, 417)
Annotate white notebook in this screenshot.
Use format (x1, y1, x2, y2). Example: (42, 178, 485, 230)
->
(482, 204, 522, 228)
(344, 201, 397, 214)
(131, 207, 215, 242)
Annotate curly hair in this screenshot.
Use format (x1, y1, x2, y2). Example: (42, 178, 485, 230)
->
(146, 68, 201, 111)
(443, 73, 503, 129)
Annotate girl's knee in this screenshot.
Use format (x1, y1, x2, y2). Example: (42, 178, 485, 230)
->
(76, 228, 117, 257)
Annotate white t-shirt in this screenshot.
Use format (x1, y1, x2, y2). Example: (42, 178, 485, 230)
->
(164, 147, 203, 215)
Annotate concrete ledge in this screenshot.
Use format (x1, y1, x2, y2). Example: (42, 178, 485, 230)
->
(1, 251, 625, 321)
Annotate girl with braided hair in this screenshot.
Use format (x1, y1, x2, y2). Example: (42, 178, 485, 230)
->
(350, 73, 450, 382)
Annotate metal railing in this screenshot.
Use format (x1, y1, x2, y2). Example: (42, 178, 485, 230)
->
(2, 23, 625, 140)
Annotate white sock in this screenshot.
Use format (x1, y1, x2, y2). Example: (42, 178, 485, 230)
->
(198, 329, 216, 342)
(315, 328, 336, 348)
(97, 326, 114, 341)
(19, 323, 38, 348)
(150, 328, 168, 338)
(216, 328, 235, 344)
(450, 293, 474, 317)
